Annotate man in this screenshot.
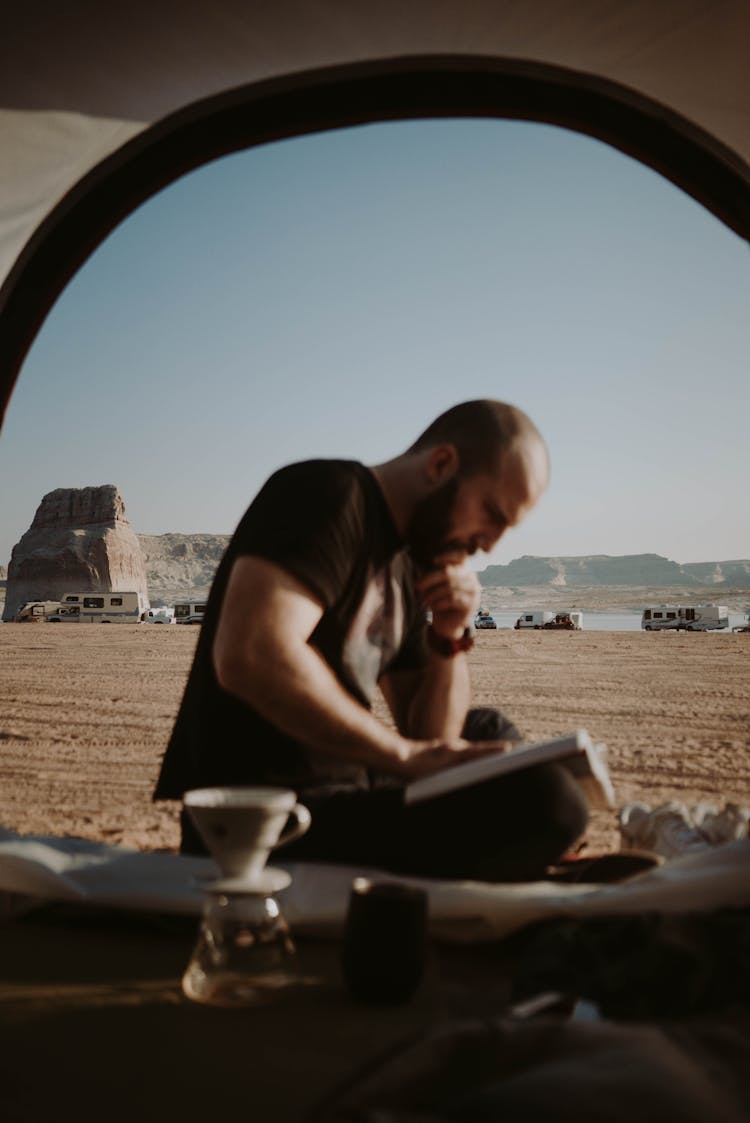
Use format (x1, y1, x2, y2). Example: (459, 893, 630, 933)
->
(154, 400, 588, 880)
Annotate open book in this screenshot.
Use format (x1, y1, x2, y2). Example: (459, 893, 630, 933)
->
(405, 729, 615, 810)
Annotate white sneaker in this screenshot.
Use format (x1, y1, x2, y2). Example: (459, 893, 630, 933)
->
(695, 802, 750, 845)
(619, 801, 708, 859)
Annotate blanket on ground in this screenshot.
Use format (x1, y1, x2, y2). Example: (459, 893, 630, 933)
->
(1, 828, 749, 942)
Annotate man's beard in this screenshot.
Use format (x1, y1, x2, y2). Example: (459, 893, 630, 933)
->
(405, 476, 465, 571)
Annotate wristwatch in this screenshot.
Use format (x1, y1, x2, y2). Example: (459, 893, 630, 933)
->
(426, 625, 474, 657)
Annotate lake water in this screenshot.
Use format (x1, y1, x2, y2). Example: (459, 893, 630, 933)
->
(485, 610, 748, 632)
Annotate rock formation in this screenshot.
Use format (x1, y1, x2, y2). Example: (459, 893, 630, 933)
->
(3, 485, 149, 621)
(5, 495, 749, 621)
(479, 553, 750, 588)
(681, 559, 750, 584)
(138, 533, 230, 605)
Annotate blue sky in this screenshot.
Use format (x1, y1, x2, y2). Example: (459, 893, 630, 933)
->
(1, 118, 748, 568)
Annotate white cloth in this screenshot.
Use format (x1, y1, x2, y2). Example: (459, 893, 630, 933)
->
(1, 828, 749, 942)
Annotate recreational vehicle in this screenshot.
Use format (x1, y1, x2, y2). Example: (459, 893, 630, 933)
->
(48, 592, 146, 623)
(474, 611, 497, 630)
(641, 605, 729, 632)
(142, 607, 175, 624)
(543, 611, 583, 630)
(174, 600, 207, 624)
(733, 609, 750, 633)
(514, 611, 555, 629)
(15, 600, 63, 622)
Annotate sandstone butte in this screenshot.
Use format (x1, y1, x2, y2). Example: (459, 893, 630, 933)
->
(3, 484, 749, 621)
(3, 485, 148, 622)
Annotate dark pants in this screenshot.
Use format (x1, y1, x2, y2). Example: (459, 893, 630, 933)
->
(180, 708, 589, 882)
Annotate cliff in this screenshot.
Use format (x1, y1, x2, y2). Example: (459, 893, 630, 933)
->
(4, 502, 749, 622)
(479, 554, 750, 588)
(3, 486, 148, 621)
(138, 533, 230, 605)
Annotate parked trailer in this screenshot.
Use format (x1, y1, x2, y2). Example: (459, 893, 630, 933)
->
(49, 592, 146, 623)
(15, 600, 63, 622)
(174, 600, 207, 624)
(733, 609, 750, 633)
(678, 605, 729, 631)
(641, 604, 729, 632)
(514, 611, 555, 630)
(142, 606, 175, 624)
(542, 611, 583, 630)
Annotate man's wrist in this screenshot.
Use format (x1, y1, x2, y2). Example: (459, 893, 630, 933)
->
(426, 625, 474, 657)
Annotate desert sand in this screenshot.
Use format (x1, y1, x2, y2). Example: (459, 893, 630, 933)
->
(0, 623, 748, 854)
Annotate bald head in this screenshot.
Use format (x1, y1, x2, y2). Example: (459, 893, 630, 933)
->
(408, 399, 549, 485)
(379, 400, 549, 564)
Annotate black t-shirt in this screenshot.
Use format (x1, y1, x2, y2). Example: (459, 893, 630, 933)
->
(153, 460, 428, 800)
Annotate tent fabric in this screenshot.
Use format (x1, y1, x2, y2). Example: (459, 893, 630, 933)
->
(4, 1, 749, 148)
(2, 0, 749, 421)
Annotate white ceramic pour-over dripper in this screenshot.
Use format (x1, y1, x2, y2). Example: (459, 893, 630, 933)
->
(184, 787, 311, 886)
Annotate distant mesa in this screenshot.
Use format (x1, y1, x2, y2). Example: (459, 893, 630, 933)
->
(3, 488, 749, 623)
(3, 485, 148, 622)
(479, 554, 750, 588)
(138, 532, 230, 606)
(2, 485, 231, 620)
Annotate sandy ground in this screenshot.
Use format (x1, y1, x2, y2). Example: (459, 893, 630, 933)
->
(0, 623, 748, 854)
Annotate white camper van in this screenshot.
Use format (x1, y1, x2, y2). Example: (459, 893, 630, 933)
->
(641, 604, 729, 632)
(142, 606, 175, 624)
(641, 605, 681, 631)
(174, 600, 207, 624)
(514, 611, 555, 630)
(733, 609, 750, 634)
(15, 600, 63, 622)
(48, 592, 145, 623)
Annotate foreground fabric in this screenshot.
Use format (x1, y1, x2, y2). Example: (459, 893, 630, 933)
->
(1, 828, 750, 941)
(311, 1012, 750, 1123)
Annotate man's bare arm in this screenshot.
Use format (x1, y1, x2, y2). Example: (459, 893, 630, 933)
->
(380, 652, 471, 741)
(212, 556, 499, 780)
(380, 555, 477, 740)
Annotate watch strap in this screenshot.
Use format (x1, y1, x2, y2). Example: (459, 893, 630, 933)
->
(426, 625, 474, 657)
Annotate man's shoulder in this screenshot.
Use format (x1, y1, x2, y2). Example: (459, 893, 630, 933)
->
(228, 460, 371, 542)
(261, 459, 369, 509)
(268, 458, 365, 485)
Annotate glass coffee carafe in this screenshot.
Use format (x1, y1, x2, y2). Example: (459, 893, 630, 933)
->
(180, 786, 312, 1007)
(182, 880, 299, 1006)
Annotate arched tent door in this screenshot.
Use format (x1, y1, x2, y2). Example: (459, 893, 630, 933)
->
(1, 54, 749, 427)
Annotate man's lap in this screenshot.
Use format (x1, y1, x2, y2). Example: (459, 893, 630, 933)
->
(178, 709, 589, 881)
(279, 763, 588, 881)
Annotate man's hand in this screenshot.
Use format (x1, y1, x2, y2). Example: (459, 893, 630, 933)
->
(394, 738, 513, 781)
(416, 555, 481, 639)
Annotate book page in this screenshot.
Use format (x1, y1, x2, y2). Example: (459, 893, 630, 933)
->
(406, 729, 614, 809)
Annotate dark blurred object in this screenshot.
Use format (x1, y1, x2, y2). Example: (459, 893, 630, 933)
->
(510, 907, 750, 1019)
(341, 879, 428, 1004)
(461, 706, 522, 743)
(310, 1009, 750, 1123)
